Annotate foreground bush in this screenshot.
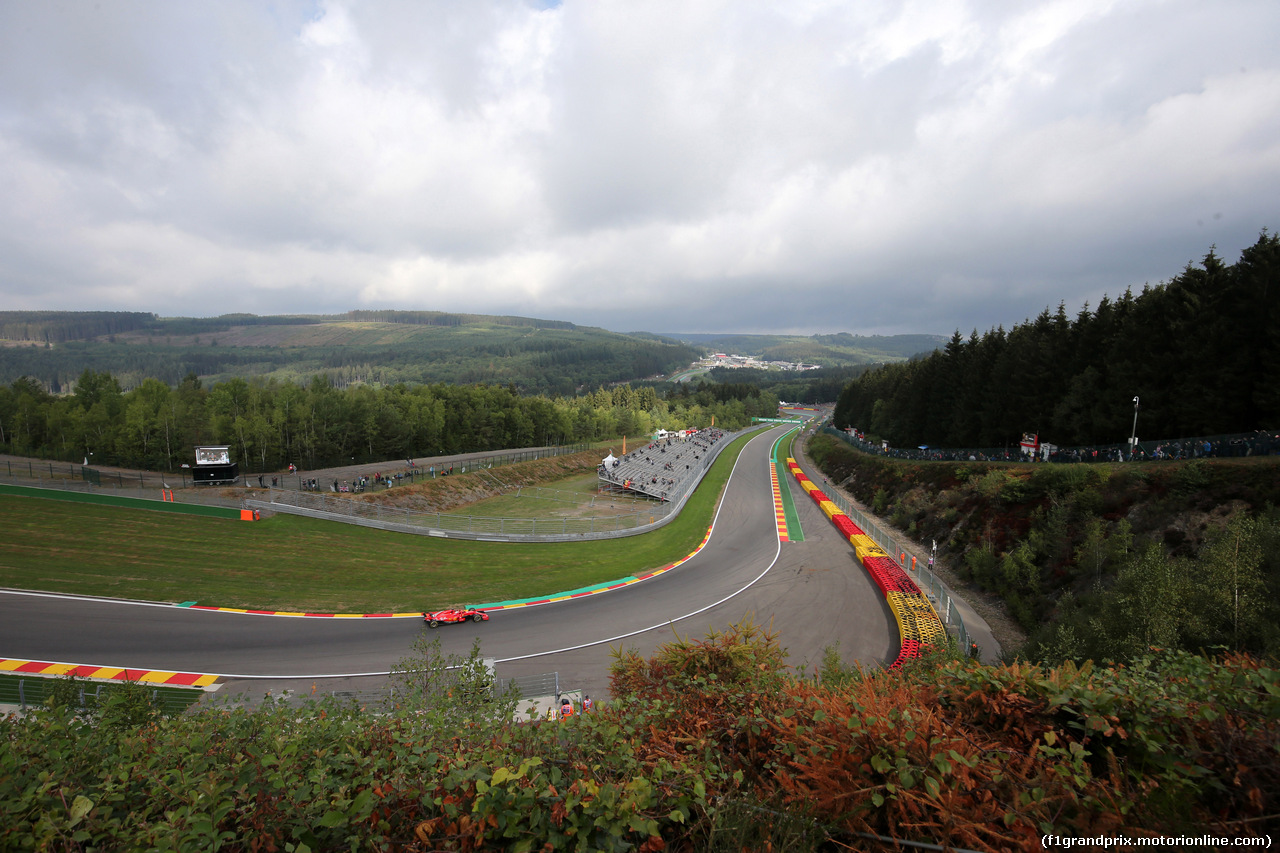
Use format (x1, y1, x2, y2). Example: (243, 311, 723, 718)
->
(2, 625, 1277, 851)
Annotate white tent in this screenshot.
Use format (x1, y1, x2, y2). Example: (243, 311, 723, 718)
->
(602, 453, 617, 466)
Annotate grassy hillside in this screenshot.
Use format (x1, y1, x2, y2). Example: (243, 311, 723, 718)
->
(0, 310, 700, 395)
(806, 432, 1280, 664)
(0, 434, 743, 612)
(668, 331, 945, 365)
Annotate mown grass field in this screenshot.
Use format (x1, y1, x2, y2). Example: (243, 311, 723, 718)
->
(0, 432, 759, 613)
(459, 473, 657, 519)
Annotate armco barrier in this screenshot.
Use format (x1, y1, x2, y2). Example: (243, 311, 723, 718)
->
(252, 427, 749, 542)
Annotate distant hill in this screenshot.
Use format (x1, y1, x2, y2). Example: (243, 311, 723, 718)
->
(664, 332, 946, 364)
(0, 310, 700, 396)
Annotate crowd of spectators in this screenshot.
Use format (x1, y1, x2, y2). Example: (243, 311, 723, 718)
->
(323, 469, 422, 492)
(598, 428, 726, 500)
(833, 427, 1280, 464)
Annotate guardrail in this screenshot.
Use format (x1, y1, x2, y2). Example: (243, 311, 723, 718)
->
(0, 676, 202, 716)
(252, 429, 743, 542)
(0, 444, 592, 491)
(253, 490, 668, 538)
(274, 444, 592, 493)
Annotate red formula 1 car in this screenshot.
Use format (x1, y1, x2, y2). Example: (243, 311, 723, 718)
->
(423, 608, 489, 628)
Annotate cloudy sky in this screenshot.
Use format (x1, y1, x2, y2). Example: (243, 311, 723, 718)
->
(2, 1, 1277, 337)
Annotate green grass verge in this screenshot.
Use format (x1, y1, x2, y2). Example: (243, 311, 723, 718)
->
(458, 473, 656, 520)
(0, 431, 762, 612)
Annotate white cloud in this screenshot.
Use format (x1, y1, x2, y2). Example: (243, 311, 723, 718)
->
(0, 0, 1277, 335)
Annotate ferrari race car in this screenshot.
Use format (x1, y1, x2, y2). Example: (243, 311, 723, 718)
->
(423, 608, 489, 628)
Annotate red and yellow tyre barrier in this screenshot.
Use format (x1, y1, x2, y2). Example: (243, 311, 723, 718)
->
(849, 533, 876, 551)
(831, 515, 863, 538)
(854, 541, 891, 563)
(862, 555, 923, 596)
(784, 457, 947, 670)
(887, 591, 946, 646)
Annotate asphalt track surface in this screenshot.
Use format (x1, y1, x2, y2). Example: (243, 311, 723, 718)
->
(0, 426, 898, 703)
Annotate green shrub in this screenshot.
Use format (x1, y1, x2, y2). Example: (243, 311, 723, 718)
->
(1, 627, 1277, 848)
(871, 487, 890, 514)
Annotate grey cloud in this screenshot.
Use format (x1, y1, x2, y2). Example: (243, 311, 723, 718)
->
(0, 0, 1277, 340)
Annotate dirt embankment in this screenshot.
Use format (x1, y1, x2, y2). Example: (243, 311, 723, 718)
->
(357, 449, 611, 513)
(217, 447, 621, 514)
(3, 446, 622, 515)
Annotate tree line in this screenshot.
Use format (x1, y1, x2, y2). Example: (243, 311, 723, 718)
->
(807, 432, 1280, 664)
(0, 371, 776, 473)
(833, 231, 1280, 449)
(0, 312, 702, 398)
(699, 364, 875, 406)
(0, 311, 155, 344)
(0, 336, 698, 399)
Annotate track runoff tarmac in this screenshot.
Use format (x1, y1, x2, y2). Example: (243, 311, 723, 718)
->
(0, 425, 926, 707)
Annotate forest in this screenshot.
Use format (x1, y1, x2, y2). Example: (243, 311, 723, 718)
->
(668, 331, 944, 366)
(698, 364, 874, 406)
(0, 310, 700, 397)
(0, 370, 777, 473)
(807, 430, 1280, 667)
(832, 231, 1280, 449)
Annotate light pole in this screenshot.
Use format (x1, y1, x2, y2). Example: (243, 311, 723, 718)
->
(1129, 396, 1140, 459)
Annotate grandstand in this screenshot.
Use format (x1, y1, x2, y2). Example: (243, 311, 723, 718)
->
(597, 429, 726, 501)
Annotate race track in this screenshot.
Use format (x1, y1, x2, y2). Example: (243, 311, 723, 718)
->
(0, 426, 897, 703)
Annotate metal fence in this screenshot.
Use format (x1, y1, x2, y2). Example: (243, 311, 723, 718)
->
(271, 444, 592, 493)
(202, 671, 564, 713)
(253, 430, 738, 542)
(815, 485, 972, 652)
(815, 420, 1280, 649)
(0, 676, 204, 716)
(0, 458, 163, 488)
(256, 489, 668, 538)
(1, 435, 736, 541)
(825, 424, 1280, 464)
(0, 444, 592, 491)
(0, 473, 252, 512)
(0, 443, 595, 515)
